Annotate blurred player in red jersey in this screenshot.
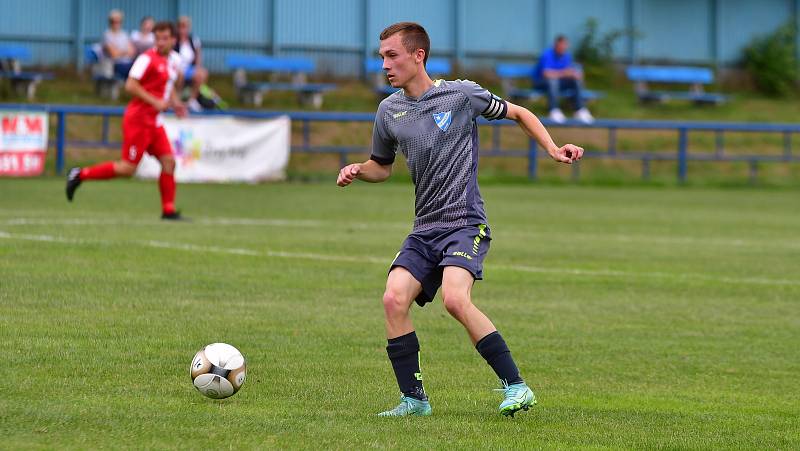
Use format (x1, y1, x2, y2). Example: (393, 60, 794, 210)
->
(66, 21, 188, 220)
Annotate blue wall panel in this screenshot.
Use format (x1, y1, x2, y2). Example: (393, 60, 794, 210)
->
(718, 0, 792, 62)
(276, 0, 362, 49)
(637, 0, 712, 62)
(463, 0, 542, 56)
(0, 0, 796, 73)
(0, 0, 74, 65)
(180, 0, 270, 46)
(0, 0, 74, 38)
(368, 0, 455, 57)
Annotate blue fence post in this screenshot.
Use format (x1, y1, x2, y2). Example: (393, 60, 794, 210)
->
(677, 128, 688, 183)
(101, 114, 109, 145)
(302, 119, 310, 150)
(56, 111, 66, 175)
(527, 138, 537, 180)
(749, 160, 758, 184)
(608, 127, 617, 155)
(783, 131, 792, 160)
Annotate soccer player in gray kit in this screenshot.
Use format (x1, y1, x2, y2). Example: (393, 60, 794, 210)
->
(337, 22, 584, 417)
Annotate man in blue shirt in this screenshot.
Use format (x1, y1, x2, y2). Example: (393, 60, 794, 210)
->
(533, 35, 594, 124)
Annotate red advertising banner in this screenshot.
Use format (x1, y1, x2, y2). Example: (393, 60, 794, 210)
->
(0, 111, 48, 176)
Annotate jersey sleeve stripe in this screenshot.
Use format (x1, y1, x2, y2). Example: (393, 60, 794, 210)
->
(487, 100, 501, 117)
(481, 96, 507, 120)
(370, 153, 395, 165)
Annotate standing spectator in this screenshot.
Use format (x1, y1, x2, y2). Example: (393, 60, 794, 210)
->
(131, 16, 155, 55)
(102, 9, 136, 78)
(533, 35, 594, 124)
(175, 15, 209, 112)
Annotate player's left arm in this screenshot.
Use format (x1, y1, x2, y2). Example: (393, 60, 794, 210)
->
(505, 102, 583, 164)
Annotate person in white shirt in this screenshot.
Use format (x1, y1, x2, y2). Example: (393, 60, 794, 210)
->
(102, 9, 136, 78)
(175, 15, 209, 111)
(131, 16, 155, 56)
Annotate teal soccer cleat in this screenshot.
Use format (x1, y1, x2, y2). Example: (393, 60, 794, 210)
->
(377, 395, 432, 417)
(496, 382, 536, 417)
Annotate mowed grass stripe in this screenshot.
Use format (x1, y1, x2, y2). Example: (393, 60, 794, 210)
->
(2, 229, 798, 288)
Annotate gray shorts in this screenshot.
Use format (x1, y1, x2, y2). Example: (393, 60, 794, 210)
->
(390, 224, 491, 306)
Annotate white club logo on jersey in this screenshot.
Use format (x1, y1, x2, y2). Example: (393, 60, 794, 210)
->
(433, 111, 452, 132)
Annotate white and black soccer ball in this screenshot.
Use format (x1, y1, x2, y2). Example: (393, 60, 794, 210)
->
(190, 343, 246, 399)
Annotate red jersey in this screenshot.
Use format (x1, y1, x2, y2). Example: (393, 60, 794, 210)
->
(124, 48, 181, 127)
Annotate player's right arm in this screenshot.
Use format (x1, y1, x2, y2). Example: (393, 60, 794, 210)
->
(337, 160, 392, 186)
(125, 78, 167, 111)
(124, 54, 168, 111)
(337, 103, 396, 187)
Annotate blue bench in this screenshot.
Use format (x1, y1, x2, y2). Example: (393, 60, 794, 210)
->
(84, 44, 126, 100)
(626, 66, 727, 105)
(495, 63, 603, 103)
(225, 54, 335, 109)
(364, 57, 451, 97)
(0, 45, 53, 100)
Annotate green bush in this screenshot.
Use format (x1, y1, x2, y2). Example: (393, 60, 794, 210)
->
(742, 22, 797, 96)
(575, 18, 637, 83)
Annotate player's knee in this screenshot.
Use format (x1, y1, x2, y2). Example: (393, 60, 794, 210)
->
(115, 162, 136, 177)
(442, 292, 470, 319)
(382, 289, 410, 317)
(160, 157, 176, 173)
(194, 68, 208, 84)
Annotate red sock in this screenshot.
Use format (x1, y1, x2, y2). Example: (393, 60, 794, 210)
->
(79, 161, 116, 180)
(159, 172, 176, 214)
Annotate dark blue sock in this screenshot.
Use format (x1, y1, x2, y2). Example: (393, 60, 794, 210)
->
(476, 331, 524, 385)
(386, 331, 426, 401)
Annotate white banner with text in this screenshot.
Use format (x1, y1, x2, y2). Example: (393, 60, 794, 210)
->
(136, 115, 290, 183)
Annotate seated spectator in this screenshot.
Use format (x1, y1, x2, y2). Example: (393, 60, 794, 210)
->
(176, 15, 209, 112)
(102, 9, 136, 78)
(131, 16, 155, 55)
(533, 35, 594, 124)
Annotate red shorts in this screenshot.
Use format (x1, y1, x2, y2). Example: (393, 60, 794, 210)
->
(121, 116, 173, 164)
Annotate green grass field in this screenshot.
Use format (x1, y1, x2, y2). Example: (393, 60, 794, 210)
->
(1, 178, 798, 449)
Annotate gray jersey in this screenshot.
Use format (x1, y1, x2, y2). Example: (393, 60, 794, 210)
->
(370, 79, 507, 232)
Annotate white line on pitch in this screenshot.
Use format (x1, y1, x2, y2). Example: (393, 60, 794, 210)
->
(0, 216, 403, 230)
(3, 216, 798, 251)
(1, 230, 798, 287)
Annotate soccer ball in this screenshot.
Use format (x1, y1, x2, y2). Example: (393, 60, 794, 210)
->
(190, 343, 246, 399)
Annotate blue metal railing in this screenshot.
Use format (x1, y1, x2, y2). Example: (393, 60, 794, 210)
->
(2, 103, 798, 183)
